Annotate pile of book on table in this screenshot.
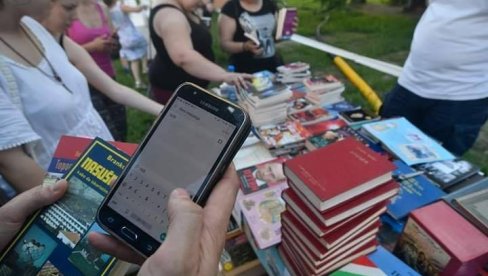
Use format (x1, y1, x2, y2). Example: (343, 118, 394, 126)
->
(304, 75, 345, 106)
(237, 71, 292, 126)
(276, 62, 311, 84)
(278, 138, 400, 275)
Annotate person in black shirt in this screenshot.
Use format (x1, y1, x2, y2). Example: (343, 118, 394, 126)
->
(148, 0, 251, 104)
(218, 0, 282, 74)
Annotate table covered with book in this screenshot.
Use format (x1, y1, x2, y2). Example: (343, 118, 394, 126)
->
(219, 61, 488, 276)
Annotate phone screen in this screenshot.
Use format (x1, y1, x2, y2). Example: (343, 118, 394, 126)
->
(106, 96, 236, 241)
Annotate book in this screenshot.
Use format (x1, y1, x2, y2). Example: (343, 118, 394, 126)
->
(220, 233, 259, 272)
(442, 177, 488, 205)
(287, 97, 314, 115)
(339, 108, 380, 127)
(445, 173, 486, 193)
(0, 138, 130, 276)
(413, 159, 480, 190)
(256, 120, 311, 150)
(368, 245, 421, 276)
(324, 100, 360, 118)
(387, 160, 446, 220)
(47, 135, 137, 175)
(238, 183, 288, 249)
(361, 117, 455, 165)
(275, 7, 297, 40)
(284, 138, 395, 211)
(288, 107, 333, 126)
(304, 117, 348, 136)
(305, 126, 366, 151)
(277, 62, 310, 74)
(451, 189, 488, 235)
(285, 180, 397, 228)
(303, 75, 343, 92)
(237, 157, 288, 195)
(330, 255, 386, 276)
(393, 201, 488, 276)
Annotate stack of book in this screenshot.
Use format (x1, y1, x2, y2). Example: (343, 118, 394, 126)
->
(256, 120, 311, 156)
(237, 73, 292, 126)
(276, 62, 311, 84)
(303, 75, 345, 106)
(278, 138, 399, 275)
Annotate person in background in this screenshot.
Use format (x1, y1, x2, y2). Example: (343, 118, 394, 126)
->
(66, 0, 127, 141)
(379, 0, 488, 156)
(148, 0, 252, 104)
(0, 165, 240, 276)
(104, 0, 149, 90)
(218, 0, 281, 74)
(0, 0, 162, 195)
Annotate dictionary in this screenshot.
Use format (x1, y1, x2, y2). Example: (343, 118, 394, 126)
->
(0, 138, 130, 276)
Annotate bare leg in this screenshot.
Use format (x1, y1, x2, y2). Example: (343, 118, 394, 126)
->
(131, 59, 143, 88)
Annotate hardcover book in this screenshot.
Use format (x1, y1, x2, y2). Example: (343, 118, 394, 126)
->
(361, 117, 455, 165)
(414, 159, 480, 190)
(238, 183, 288, 249)
(451, 189, 488, 235)
(237, 157, 288, 195)
(0, 138, 130, 276)
(284, 138, 395, 211)
(393, 201, 488, 276)
(387, 160, 446, 220)
(275, 7, 297, 40)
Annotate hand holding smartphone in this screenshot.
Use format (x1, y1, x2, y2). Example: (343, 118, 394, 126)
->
(97, 83, 251, 257)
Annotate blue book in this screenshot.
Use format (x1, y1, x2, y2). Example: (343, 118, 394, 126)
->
(368, 246, 420, 276)
(387, 160, 446, 220)
(362, 117, 455, 165)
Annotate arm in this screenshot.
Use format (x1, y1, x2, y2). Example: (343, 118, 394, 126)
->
(120, 4, 147, 14)
(64, 36, 163, 116)
(0, 147, 45, 193)
(218, 13, 263, 55)
(153, 9, 251, 87)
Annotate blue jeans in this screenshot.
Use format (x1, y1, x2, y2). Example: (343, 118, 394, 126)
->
(380, 83, 488, 156)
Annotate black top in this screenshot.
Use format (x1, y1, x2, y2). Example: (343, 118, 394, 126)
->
(221, 0, 280, 73)
(149, 4, 214, 91)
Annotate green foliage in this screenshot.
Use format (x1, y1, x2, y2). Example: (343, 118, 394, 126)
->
(316, 0, 348, 13)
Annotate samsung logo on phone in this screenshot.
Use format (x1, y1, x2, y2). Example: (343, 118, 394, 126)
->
(200, 100, 219, 112)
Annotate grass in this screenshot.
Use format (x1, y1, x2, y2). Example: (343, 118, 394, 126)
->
(119, 1, 488, 173)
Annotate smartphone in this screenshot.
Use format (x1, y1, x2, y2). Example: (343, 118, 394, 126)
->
(96, 82, 251, 257)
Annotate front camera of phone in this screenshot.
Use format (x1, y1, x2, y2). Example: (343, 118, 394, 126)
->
(193, 91, 197, 95)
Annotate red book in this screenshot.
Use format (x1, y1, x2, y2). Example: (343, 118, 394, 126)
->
(282, 209, 379, 253)
(284, 138, 395, 211)
(280, 237, 378, 276)
(285, 199, 386, 238)
(284, 179, 398, 227)
(282, 217, 379, 263)
(47, 135, 137, 174)
(394, 201, 488, 276)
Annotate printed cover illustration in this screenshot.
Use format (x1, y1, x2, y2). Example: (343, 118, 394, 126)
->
(0, 138, 129, 276)
(362, 117, 455, 165)
(237, 157, 288, 194)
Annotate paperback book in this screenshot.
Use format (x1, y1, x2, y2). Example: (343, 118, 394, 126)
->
(362, 117, 455, 165)
(275, 7, 297, 40)
(288, 107, 333, 126)
(237, 157, 288, 195)
(413, 158, 480, 190)
(0, 138, 130, 276)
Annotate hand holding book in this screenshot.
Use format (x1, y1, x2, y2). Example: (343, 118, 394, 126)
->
(0, 179, 68, 252)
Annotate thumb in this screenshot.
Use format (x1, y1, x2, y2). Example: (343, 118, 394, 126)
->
(142, 189, 203, 275)
(0, 179, 68, 224)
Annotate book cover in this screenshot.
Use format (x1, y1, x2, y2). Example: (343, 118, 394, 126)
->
(0, 138, 130, 276)
(387, 160, 446, 220)
(275, 7, 297, 40)
(339, 108, 380, 127)
(237, 157, 288, 195)
(324, 100, 360, 118)
(257, 120, 311, 149)
(368, 245, 421, 276)
(393, 201, 488, 276)
(288, 107, 332, 126)
(277, 62, 310, 74)
(304, 118, 348, 136)
(452, 189, 488, 235)
(238, 183, 288, 249)
(47, 135, 137, 175)
(221, 233, 258, 272)
(361, 117, 455, 165)
(414, 159, 480, 190)
(284, 138, 395, 211)
(287, 97, 314, 115)
(303, 75, 343, 92)
(329, 254, 386, 276)
(305, 126, 365, 151)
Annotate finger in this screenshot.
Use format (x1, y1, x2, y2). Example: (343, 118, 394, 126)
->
(0, 179, 68, 224)
(202, 165, 239, 230)
(144, 189, 203, 274)
(88, 232, 145, 265)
